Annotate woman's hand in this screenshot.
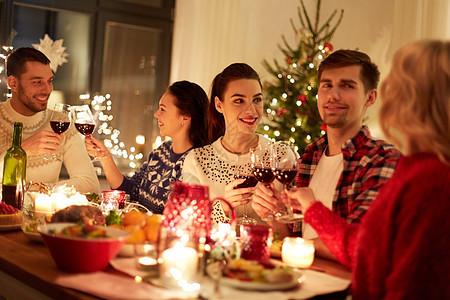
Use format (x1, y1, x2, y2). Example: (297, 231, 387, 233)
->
(84, 135, 110, 159)
(252, 183, 283, 219)
(223, 179, 255, 209)
(285, 187, 317, 213)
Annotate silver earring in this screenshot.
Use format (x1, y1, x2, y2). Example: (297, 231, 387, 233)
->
(181, 121, 185, 126)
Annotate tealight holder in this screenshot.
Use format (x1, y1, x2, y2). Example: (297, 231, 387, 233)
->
(135, 241, 159, 276)
(281, 237, 315, 268)
(158, 227, 201, 296)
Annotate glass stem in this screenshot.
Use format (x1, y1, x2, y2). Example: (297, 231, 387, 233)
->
(243, 202, 248, 218)
(285, 184, 294, 217)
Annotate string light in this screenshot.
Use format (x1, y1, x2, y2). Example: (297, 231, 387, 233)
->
(86, 94, 144, 169)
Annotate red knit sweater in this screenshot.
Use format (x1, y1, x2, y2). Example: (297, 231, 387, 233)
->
(305, 152, 450, 299)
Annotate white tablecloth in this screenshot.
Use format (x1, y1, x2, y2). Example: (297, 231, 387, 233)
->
(54, 257, 350, 300)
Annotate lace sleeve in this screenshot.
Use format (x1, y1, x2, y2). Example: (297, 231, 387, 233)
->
(211, 200, 231, 223)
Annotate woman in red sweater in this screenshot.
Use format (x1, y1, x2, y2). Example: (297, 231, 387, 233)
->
(286, 40, 450, 299)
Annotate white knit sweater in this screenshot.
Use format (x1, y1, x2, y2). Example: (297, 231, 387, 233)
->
(0, 99, 100, 194)
(182, 134, 280, 224)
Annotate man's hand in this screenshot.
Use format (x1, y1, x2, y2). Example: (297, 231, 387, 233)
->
(285, 187, 317, 213)
(21, 130, 62, 156)
(252, 183, 284, 219)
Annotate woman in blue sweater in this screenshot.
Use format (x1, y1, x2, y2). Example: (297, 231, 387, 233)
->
(86, 81, 209, 213)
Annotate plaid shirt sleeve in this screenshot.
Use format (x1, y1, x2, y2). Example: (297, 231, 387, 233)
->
(340, 149, 401, 223)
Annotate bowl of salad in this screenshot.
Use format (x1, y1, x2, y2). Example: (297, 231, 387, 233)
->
(38, 222, 129, 273)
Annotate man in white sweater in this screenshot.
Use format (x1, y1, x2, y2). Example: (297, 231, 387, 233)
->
(0, 47, 99, 193)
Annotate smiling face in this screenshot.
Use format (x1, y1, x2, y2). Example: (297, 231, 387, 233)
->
(215, 79, 263, 136)
(8, 61, 54, 116)
(153, 91, 187, 138)
(318, 65, 376, 133)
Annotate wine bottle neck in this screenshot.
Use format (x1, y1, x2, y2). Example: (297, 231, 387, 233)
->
(12, 122, 23, 147)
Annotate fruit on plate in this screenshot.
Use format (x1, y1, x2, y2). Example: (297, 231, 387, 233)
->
(110, 210, 162, 244)
(224, 258, 293, 283)
(0, 202, 22, 225)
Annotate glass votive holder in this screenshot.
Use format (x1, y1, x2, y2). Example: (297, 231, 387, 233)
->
(239, 224, 273, 262)
(100, 190, 126, 214)
(281, 237, 315, 268)
(135, 242, 159, 276)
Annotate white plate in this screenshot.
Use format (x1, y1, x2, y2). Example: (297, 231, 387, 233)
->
(23, 230, 44, 243)
(0, 224, 21, 232)
(221, 270, 304, 291)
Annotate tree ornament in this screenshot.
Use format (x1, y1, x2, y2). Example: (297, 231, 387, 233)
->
(32, 34, 69, 72)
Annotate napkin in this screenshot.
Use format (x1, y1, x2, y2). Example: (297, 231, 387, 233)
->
(55, 258, 351, 300)
(55, 272, 189, 300)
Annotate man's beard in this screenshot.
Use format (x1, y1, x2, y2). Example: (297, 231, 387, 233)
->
(323, 115, 347, 128)
(17, 84, 48, 113)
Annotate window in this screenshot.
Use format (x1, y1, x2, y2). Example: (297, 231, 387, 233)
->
(0, 0, 174, 172)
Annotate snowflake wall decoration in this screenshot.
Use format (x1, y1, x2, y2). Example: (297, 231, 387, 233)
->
(32, 34, 69, 72)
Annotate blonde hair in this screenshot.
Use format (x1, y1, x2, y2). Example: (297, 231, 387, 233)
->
(380, 40, 450, 163)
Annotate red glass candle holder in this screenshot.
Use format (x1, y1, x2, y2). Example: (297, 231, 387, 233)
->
(239, 224, 273, 262)
(101, 190, 126, 212)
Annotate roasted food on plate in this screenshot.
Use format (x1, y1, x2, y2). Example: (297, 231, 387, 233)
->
(51, 205, 105, 225)
(224, 258, 293, 283)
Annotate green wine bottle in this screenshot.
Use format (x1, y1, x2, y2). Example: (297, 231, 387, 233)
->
(2, 122, 27, 209)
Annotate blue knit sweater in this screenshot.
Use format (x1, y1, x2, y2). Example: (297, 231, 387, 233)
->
(117, 140, 191, 213)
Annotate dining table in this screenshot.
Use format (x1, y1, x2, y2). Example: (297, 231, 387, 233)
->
(0, 228, 352, 300)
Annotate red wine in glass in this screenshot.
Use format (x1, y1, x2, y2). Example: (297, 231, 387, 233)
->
(253, 167, 275, 184)
(75, 123, 95, 136)
(234, 174, 258, 189)
(50, 121, 70, 134)
(273, 169, 298, 185)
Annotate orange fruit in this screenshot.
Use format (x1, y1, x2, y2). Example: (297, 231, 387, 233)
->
(122, 210, 145, 227)
(124, 225, 146, 244)
(145, 223, 160, 243)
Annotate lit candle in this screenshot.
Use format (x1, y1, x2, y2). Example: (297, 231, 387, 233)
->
(160, 242, 198, 287)
(52, 193, 72, 211)
(282, 237, 315, 268)
(70, 193, 88, 205)
(34, 194, 52, 213)
(135, 242, 158, 272)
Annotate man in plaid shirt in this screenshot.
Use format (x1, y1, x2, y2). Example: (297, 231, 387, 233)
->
(252, 50, 402, 260)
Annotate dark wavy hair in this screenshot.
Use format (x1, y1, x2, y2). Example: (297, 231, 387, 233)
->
(6, 47, 51, 77)
(168, 80, 209, 148)
(318, 49, 380, 93)
(208, 63, 262, 143)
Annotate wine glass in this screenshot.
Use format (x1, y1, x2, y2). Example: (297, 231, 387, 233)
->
(272, 141, 303, 223)
(250, 143, 277, 221)
(206, 223, 237, 299)
(45, 103, 71, 160)
(72, 105, 102, 161)
(233, 155, 257, 226)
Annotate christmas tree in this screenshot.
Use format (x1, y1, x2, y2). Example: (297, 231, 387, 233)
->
(259, 0, 343, 155)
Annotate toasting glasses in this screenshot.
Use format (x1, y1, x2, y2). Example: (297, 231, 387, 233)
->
(272, 141, 303, 223)
(71, 105, 103, 162)
(45, 103, 71, 160)
(250, 143, 278, 221)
